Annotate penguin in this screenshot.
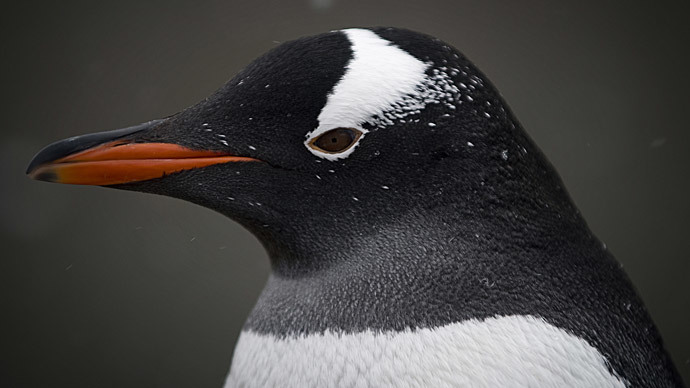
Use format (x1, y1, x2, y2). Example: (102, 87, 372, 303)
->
(27, 27, 684, 387)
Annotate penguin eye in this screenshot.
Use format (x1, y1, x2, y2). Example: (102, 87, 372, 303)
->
(309, 127, 363, 153)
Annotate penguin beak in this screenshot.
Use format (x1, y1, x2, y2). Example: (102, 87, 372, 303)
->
(26, 119, 258, 186)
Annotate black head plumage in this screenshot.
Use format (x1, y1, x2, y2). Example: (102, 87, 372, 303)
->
(27, 27, 683, 386)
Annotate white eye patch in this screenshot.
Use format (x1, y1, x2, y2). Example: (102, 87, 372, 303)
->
(304, 28, 429, 161)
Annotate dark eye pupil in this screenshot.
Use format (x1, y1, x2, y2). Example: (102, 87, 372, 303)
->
(313, 128, 359, 152)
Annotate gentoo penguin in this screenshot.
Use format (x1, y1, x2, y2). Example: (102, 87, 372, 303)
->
(27, 27, 683, 387)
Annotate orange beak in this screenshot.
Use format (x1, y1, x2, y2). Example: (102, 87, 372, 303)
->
(26, 120, 259, 186)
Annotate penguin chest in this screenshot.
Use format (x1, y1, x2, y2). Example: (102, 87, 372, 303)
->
(225, 315, 625, 388)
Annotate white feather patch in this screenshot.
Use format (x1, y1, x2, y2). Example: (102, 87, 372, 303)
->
(304, 28, 429, 160)
(225, 315, 626, 387)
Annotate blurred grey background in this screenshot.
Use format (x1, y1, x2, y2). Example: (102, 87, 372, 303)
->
(1, 1, 688, 386)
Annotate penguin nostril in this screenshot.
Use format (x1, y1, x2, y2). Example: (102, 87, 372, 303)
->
(309, 127, 363, 154)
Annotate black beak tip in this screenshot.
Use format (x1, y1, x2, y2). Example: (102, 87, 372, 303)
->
(25, 119, 166, 177)
(26, 160, 37, 175)
(30, 169, 58, 182)
(26, 136, 81, 175)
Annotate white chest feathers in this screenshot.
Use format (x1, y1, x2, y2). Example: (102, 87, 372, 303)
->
(225, 315, 626, 388)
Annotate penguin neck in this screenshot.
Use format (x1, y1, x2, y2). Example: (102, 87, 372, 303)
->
(260, 197, 590, 275)
(253, 158, 590, 278)
(242, 193, 599, 336)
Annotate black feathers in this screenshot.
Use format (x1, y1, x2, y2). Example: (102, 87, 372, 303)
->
(36, 28, 683, 386)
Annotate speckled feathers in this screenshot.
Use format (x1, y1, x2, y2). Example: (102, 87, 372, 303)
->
(101, 28, 684, 387)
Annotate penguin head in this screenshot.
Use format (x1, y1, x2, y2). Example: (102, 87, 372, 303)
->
(27, 27, 576, 270)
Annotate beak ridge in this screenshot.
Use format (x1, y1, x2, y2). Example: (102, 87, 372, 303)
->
(26, 119, 166, 175)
